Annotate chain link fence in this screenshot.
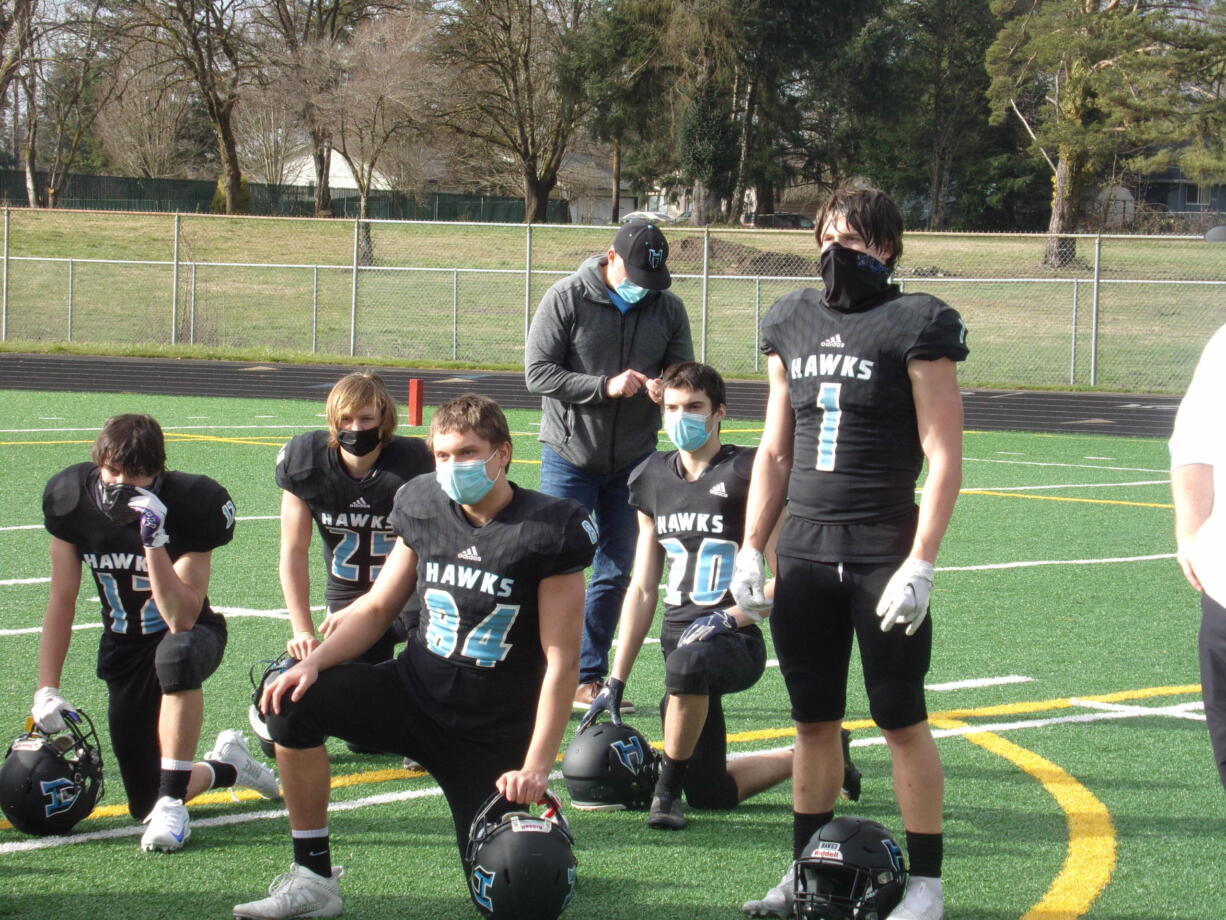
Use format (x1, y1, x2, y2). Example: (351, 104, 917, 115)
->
(2, 208, 1223, 393)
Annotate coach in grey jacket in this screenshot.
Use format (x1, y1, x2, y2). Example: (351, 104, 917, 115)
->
(526, 220, 693, 711)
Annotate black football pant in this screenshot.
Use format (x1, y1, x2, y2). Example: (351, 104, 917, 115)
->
(1200, 592, 1226, 794)
(266, 659, 530, 862)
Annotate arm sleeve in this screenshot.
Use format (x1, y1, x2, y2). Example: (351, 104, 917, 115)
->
(524, 287, 608, 404)
(661, 297, 695, 368)
(1170, 325, 1226, 468)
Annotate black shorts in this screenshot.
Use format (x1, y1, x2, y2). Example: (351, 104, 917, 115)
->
(658, 622, 766, 810)
(96, 612, 227, 820)
(770, 555, 930, 730)
(266, 658, 534, 857)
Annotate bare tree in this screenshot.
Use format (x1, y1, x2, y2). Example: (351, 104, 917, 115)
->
(234, 82, 306, 185)
(94, 39, 202, 177)
(252, 0, 402, 217)
(309, 10, 438, 256)
(114, 0, 256, 213)
(435, 0, 594, 222)
(0, 0, 37, 102)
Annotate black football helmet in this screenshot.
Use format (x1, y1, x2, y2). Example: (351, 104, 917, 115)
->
(561, 717, 658, 810)
(0, 709, 104, 836)
(794, 816, 907, 920)
(465, 790, 577, 920)
(248, 654, 295, 759)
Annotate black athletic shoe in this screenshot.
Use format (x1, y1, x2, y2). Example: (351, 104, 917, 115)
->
(841, 728, 862, 802)
(647, 794, 687, 830)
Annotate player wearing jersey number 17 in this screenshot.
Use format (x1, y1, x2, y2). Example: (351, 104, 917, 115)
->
(234, 395, 594, 920)
(733, 188, 967, 920)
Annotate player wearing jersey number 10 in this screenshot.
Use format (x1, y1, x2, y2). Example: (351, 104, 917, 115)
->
(235, 395, 595, 920)
(733, 188, 967, 920)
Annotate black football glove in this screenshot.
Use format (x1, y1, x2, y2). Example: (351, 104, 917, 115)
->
(579, 677, 625, 731)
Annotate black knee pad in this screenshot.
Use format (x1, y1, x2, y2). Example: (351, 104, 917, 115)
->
(867, 678, 928, 731)
(664, 644, 718, 696)
(265, 695, 327, 749)
(685, 772, 739, 810)
(154, 628, 222, 694)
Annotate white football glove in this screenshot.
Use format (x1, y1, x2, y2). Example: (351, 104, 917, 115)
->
(876, 558, 935, 635)
(32, 686, 75, 733)
(129, 487, 169, 548)
(729, 547, 770, 621)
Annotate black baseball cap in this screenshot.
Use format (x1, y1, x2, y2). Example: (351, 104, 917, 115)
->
(613, 220, 671, 290)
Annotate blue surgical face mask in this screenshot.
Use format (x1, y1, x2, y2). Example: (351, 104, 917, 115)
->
(614, 277, 650, 304)
(437, 451, 501, 505)
(664, 411, 712, 452)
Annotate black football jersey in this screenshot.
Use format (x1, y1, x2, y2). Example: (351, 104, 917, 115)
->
(276, 431, 434, 605)
(628, 445, 754, 626)
(43, 463, 236, 637)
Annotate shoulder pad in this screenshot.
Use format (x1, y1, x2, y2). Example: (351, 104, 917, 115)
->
(275, 431, 330, 490)
(43, 463, 92, 520)
(383, 436, 435, 476)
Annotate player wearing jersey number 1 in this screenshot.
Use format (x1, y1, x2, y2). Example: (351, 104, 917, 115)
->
(733, 188, 967, 920)
(235, 395, 594, 920)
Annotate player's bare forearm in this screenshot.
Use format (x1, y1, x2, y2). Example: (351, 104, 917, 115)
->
(147, 549, 210, 632)
(610, 581, 656, 683)
(39, 539, 81, 688)
(909, 357, 964, 563)
(279, 492, 317, 640)
(526, 572, 584, 778)
(744, 355, 793, 551)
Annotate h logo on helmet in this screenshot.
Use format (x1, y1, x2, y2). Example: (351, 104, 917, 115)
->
(610, 735, 646, 772)
(470, 865, 495, 911)
(40, 777, 80, 817)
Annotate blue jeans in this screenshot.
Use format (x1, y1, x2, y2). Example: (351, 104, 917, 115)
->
(538, 444, 648, 685)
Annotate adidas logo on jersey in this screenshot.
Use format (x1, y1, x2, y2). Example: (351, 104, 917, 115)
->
(349, 496, 371, 509)
(457, 545, 482, 562)
(708, 481, 729, 498)
(820, 333, 846, 348)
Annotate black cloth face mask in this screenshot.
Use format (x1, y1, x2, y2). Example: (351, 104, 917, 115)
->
(96, 475, 161, 525)
(336, 427, 383, 457)
(820, 243, 896, 312)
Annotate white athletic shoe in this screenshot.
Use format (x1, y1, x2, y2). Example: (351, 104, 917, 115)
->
(402, 756, 422, 771)
(741, 862, 795, 918)
(888, 876, 944, 920)
(140, 796, 191, 852)
(208, 729, 281, 799)
(233, 863, 344, 919)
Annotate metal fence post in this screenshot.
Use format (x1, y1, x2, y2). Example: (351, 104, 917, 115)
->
(311, 266, 319, 353)
(2, 208, 8, 341)
(701, 227, 710, 363)
(67, 259, 73, 342)
(190, 262, 197, 344)
(524, 224, 533, 353)
(452, 268, 459, 360)
(171, 214, 180, 345)
(350, 220, 360, 357)
(1090, 234, 1102, 386)
(1070, 280, 1079, 386)
(753, 276, 761, 372)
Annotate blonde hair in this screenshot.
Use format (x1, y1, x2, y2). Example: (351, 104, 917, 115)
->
(325, 372, 399, 448)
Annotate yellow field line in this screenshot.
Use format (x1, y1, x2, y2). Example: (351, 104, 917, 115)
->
(962, 489, 1172, 509)
(940, 717, 1116, 920)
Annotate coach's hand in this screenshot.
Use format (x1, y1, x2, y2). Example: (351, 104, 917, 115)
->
(876, 558, 935, 635)
(730, 548, 770, 620)
(129, 487, 169, 548)
(579, 677, 625, 731)
(606, 369, 648, 398)
(31, 686, 76, 733)
(678, 610, 737, 647)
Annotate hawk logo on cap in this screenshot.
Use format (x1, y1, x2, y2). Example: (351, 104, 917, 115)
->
(647, 246, 664, 270)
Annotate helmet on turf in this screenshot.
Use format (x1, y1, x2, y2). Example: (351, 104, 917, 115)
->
(0, 709, 104, 836)
(794, 816, 907, 920)
(465, 790, 577, 920)
(561, 717, 658, 810)
(247, 653, 295, 759)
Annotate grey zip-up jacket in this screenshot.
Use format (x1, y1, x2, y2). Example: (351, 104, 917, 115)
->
(525, 254, 694, 475)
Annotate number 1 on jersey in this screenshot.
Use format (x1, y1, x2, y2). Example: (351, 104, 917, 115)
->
(816, 382, 842, 471)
